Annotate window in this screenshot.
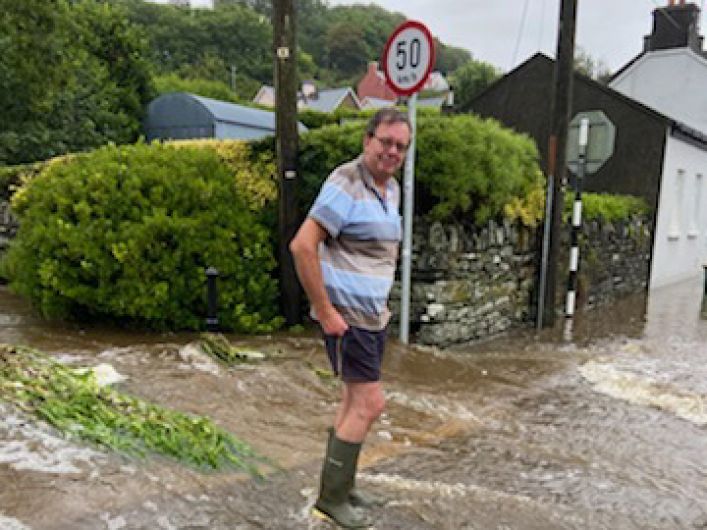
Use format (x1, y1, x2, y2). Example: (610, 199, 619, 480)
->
(668, 168, 685, 240)
(688, 173, 702, 239)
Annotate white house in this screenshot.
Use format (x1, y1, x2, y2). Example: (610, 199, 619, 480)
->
(650, 126, 707, 288)
(609, 1, 707, 288)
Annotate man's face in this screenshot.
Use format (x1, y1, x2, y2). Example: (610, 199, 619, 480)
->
(362, 121, 411, 181)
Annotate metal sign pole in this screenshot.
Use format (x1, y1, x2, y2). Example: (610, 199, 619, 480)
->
(563, 117, 589, 340)
(400, 93, 418, 344)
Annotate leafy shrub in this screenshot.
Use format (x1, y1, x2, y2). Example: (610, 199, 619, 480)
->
(298, 114, 541, 225)
(167, 139, 277, 212)
(297, 106, 441, 130)
(2, 142, 282, 332)
(415, 115, 540, 223)
(505, 181, 651, 227)
(153, 74, 242, 104)
(566, 192, 649, 222)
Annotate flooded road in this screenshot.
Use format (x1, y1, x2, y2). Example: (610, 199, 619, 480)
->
(0, 278, 706, 529)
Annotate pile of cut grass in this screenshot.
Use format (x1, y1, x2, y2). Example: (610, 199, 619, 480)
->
(0, 344, 262, 473)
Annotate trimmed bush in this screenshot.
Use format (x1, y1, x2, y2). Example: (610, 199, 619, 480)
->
(505, 180, 651, 227)
(572, 192, 649, 222)
(2, 142, 282, 332)
(298, 114, 542, 224)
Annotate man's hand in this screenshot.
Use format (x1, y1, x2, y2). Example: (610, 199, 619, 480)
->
(290, 219, 349, 336)
(316, 305, 349, 336)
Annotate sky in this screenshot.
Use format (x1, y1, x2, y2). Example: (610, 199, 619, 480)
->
(327, 0, 707, 74)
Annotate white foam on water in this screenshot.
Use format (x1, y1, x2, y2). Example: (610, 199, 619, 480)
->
(0, 515, 32, 530)
(385, 391, 481, 423)
(0, 406, 104, 474)
(358, 472, 535, 504)
(579, 360, 707, 426)
(177, 344, 220, 376)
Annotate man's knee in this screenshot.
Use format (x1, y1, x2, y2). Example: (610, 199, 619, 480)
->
(350, 385, 385, 423)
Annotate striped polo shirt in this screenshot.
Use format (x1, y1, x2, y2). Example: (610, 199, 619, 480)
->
(308, 155, 402, 331)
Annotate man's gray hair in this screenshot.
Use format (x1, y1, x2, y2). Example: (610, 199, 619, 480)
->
(365, 108, 411, 137)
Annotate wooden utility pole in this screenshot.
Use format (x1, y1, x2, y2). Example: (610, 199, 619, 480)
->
(273, 0, 301, 325)
(539, 0, 578, 327)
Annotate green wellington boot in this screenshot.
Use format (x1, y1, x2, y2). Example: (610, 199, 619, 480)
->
(313, 433, 372, 529)
(328, 428, 384, 508)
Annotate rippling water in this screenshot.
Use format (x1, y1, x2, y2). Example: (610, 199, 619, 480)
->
(0, 279, 706, 529)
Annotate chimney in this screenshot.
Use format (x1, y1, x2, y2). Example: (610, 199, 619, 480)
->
(368, 61, 379, 74)
(301, 80, 318, 101)
(644, 2, 704, 54)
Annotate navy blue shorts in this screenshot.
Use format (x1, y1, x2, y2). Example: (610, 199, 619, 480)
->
(324, 327, 387, 382)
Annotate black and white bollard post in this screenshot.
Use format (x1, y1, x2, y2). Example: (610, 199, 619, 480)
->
(564, 118, 589, 340)
(205, 267, 219, 332)
(701, 264, 707, 319)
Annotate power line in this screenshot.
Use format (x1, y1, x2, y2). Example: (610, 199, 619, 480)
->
(511, 0, 531, 68)
(538, 0, 547, 52)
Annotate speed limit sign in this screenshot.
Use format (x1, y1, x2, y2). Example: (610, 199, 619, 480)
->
(382, 20, 435, 96)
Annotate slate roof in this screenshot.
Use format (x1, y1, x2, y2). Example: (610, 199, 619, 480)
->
(300, 88, 360, 113)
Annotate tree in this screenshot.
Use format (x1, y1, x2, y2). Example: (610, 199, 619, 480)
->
(574, 47, 611, 83)
(450, 60, 501, 111)
(325, 23, 369, 76)
(434, 40, 473, 75)
(0, 0, 153, 165)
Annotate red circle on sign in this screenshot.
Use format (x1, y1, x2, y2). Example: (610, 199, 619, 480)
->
(382, 20, 436, 96)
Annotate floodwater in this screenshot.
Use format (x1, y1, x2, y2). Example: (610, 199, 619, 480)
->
(0, 278, 706, 530)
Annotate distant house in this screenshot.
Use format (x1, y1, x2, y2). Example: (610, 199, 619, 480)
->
(357, 61, 452, 108)
(145, 0, 214, 8)
(252, 85, 275, 107)
(463, 52, 707, 289)
(360, 97, 397, 110)
(300, 86, 361, 113)
(253, 84, 361, 113)
(145, 92, 306, 141)
(357, 62, 398, 103)
(423, 72, 451, 93)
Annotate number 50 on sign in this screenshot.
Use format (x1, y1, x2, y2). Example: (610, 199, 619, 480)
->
(382, 20, 435, 96)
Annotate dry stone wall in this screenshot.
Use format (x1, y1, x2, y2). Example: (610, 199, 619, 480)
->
(389, 216, 652, 346)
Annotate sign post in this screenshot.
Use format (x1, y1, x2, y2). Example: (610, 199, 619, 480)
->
(563, 110, 616, 340)
(382, 20, 435, 344)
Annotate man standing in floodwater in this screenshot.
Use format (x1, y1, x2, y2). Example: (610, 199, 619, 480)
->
(289, 108, 410, 528)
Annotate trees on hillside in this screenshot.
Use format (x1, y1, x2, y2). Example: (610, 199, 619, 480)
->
(450, 60, 501, 111)
(0, 0, 153, 165)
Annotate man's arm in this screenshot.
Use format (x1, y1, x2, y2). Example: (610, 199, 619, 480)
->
(289, 218, 349, 336)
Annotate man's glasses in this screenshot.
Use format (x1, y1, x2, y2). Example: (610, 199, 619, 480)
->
(373, 135, 409, 153)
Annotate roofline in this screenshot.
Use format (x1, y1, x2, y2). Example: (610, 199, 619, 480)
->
(463, 52, 707, 147)
(607, 51, 645, 83)
(610, 47, 707, 84)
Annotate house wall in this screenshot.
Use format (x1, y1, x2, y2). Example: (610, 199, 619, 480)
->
(357, 65, 397, 102)
(650, 131, 707, 288)
(610, 49, 707, 135)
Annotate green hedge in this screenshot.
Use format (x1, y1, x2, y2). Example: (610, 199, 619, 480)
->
(297, 114, 542, 224)
(570, 192, 649, 222)
(2, 142, 282, 332)
(297, 105, 441, 130)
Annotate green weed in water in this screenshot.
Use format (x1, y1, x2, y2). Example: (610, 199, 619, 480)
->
(0, 344, 263, 473)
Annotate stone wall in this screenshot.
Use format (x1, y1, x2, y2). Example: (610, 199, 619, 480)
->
(389, 216, 652, 346)
(0, 197, 652, 346)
